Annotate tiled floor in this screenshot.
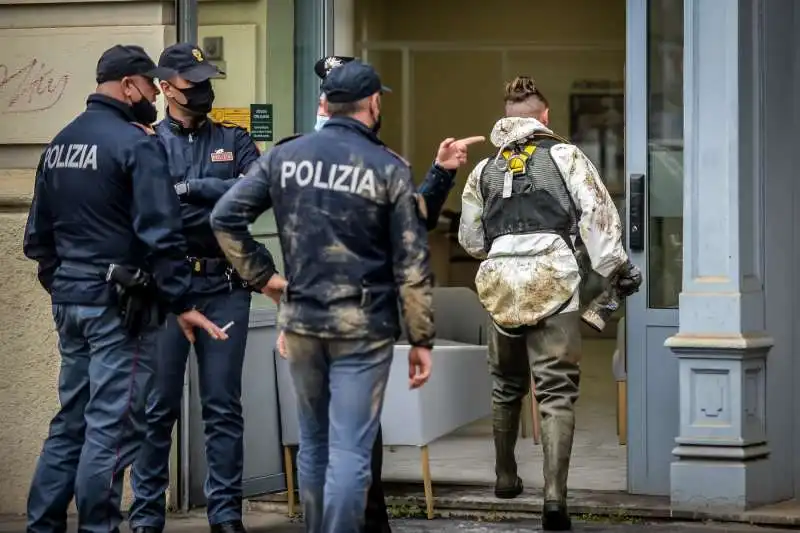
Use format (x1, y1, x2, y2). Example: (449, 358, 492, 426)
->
(382, 338, 627, 491)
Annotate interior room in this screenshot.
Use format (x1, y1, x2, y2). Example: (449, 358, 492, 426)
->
(354, 0, 629, 492)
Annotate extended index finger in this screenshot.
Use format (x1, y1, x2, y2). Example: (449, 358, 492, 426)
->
(456, 136, 486, 146)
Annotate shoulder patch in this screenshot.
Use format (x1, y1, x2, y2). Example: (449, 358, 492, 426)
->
(275, 133, 304, 146)
(383, 146, 411, 167)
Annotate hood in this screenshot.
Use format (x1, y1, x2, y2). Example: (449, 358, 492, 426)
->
(489, 117, 553, 148)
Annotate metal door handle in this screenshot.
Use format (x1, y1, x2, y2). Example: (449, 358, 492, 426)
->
(629, 173, 645, 252)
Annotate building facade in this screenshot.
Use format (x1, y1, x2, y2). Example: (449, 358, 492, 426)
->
(0, 0, 799, 517)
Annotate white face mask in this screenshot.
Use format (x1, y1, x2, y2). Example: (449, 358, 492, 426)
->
(314, 115, 329, 131)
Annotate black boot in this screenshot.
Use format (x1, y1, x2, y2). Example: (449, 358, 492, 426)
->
(131, 528, 161, 533)
(542, 501, 572, 531)
(540, 414, 575, 530)
(210, 520, 247, 533)
(492, 403, 523, 499)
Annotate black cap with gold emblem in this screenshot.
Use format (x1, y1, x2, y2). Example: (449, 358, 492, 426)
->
(313, 55, 356, 81)
(158, 42, 224, 83)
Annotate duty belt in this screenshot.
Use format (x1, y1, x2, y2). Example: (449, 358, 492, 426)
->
(187, 256, 249, 289)
(187, 257, 232, 277)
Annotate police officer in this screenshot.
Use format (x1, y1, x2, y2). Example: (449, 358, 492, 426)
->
(128, 43, 266, 533)
(210, 60, 435, 533)
(309, 55, 484, 533)
(458, 76, 641, 530)
(23, 44, 227, 533)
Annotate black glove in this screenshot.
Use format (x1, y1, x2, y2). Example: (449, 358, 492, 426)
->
(614, 260, 642, 298)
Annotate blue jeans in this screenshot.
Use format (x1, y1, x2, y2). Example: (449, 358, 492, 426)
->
(129, 287, 251, 529)
(27, 304, 157, 533)
(284, 333, 393, 533)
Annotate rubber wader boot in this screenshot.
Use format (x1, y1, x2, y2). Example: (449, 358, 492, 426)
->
(540, 414, 575, 530)
(493, 403, 524, 499)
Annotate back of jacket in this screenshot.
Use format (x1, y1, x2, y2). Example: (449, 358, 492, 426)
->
(210, 117, 436, 346)
(23, 94, 191, 309)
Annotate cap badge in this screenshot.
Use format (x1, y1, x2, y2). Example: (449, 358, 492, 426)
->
(323, 56, 343, 74)
(192, 48, 204, 62)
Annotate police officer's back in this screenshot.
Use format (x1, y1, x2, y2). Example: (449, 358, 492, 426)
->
(213, 61, 435, 348)
(210, 58, 435, 533)
(22, 44, 225, 533)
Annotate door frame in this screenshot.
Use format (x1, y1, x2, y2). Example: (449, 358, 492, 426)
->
(625, 0, 682, 496)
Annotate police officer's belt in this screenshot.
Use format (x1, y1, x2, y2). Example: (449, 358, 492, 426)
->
(187, 257, 233, 277)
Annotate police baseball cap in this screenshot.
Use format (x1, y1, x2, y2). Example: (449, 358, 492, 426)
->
(314, 55, 356, 80)
(96, 45, 173, 84)
(158, 43, 224, 83)
(321, 60, 392, 104)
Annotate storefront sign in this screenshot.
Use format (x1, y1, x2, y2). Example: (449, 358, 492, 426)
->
(250, 103, 274, 142)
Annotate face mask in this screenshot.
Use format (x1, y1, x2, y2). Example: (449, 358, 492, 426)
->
(176, 80, 215, 115)
(314, 115, 329, 131)
(128, 83, 158, 125)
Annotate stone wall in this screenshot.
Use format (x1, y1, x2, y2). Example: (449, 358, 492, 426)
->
(0, 0, 175, 515)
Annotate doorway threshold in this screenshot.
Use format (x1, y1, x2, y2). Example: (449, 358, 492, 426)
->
(251, 484, 800, 528)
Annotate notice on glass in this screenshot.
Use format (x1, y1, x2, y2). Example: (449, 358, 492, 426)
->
(250, 104, 274, 142)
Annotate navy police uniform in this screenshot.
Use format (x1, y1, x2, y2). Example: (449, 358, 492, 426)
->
(313, 55, 460, 533)
(315, 55, 456, 532)
(23, 45, 193, 533)
(128, 44, 261, 533)
(210, 60, 435, 533)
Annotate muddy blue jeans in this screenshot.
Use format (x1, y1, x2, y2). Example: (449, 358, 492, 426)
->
(284, 333, 393, 533)
(27, 304, 157, 533)
(129, 286, 251, 529)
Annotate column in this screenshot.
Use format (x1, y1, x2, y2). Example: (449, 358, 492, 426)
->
(665, 0, 772, 512)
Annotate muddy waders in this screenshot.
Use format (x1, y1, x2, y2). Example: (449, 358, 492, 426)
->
(488, 311, 581, 531)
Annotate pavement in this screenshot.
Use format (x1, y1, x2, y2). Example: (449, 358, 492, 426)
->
(0, 512, 795, 533)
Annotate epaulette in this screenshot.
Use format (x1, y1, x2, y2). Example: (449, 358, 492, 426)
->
(275, 133, 304, 146)
(383, 146, 410, 167)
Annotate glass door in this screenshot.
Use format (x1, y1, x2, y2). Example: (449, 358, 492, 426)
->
(625, 0, 684, 496)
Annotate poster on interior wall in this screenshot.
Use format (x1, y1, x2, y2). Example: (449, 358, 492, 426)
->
(568, 93, 624, 196)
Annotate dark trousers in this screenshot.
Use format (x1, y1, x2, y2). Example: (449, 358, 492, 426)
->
(27, 304, 158, 533)
(129, 287, 252, 529)
(364, 425, 391, 533)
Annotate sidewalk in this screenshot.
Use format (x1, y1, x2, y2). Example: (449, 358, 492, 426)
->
(0, 512, 797, 533)
(0, 511, 297, 533)
(254, 483, 800, 528)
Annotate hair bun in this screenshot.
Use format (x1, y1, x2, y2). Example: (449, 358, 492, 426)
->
(504, 76, 538, 102)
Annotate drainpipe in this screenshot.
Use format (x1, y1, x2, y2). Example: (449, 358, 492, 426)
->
(177, 0, 198, 44)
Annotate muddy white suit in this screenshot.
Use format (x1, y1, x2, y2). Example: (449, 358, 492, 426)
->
(458, 116, 631, 530)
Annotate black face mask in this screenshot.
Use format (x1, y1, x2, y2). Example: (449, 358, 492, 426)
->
(177, 80, 215, 115)
(129, 84, 157, 125)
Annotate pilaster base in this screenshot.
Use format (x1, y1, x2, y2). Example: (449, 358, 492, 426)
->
(666, 333, 773, 512)
(671, 455, 771, 512)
